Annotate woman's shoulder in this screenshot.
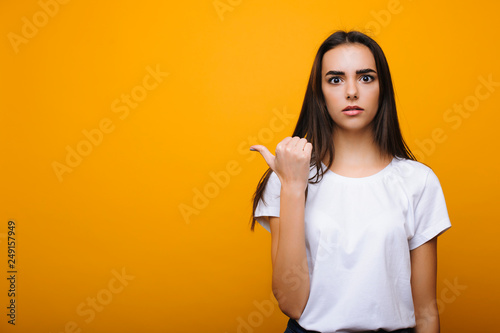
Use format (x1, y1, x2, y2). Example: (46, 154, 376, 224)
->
(390, 156, 434, 183)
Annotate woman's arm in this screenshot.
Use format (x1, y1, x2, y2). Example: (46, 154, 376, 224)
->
(269, 184, 310, 320)
(251, 136, 312, 319)
(410, 236, 440, 333)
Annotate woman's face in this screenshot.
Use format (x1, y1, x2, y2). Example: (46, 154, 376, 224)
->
(321, 43, 380, 132)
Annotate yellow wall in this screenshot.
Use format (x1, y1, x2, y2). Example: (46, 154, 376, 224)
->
(1, 0, 498, 332)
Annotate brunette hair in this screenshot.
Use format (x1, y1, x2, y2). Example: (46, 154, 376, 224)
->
(249, 29, 416, 231)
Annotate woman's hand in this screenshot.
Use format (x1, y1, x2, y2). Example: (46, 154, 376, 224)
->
(250, 136, 313, 191)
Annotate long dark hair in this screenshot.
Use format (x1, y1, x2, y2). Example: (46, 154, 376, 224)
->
(249, 29, 416, 231)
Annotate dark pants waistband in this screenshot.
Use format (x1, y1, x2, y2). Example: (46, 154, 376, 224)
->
(286, 319, 415, 333)
(286, 319, 320, 333)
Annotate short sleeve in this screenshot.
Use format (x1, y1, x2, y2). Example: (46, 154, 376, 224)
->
(409, 168, 452, 250)
(254, 171, 281, 232)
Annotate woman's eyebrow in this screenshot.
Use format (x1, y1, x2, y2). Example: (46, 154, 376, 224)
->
(325, 68, 377, 76)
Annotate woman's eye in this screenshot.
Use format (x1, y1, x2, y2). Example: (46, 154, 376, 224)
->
(329, 77, 341, 84)
(361, 75, 374, 82)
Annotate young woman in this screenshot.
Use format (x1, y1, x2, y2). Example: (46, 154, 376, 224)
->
(249, 30, 452, 333)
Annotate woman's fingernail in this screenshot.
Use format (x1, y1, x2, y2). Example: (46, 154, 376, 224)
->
(250, 147, 256, 151)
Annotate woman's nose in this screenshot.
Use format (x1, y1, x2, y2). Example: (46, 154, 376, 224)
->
(345, 81, 358, 100)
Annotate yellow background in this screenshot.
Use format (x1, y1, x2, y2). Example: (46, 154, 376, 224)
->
(1, 0, 498, 332)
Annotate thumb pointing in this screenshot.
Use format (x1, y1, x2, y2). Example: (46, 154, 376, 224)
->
(249, 145, 275, 170)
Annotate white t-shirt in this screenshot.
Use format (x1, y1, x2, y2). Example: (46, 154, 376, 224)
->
(254, 156, 452, 333)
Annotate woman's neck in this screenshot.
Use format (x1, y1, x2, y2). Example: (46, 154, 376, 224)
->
(325, 127, 393, 177)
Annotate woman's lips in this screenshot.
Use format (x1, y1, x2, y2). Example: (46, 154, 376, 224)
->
(342, 110, 364, 116)
(342, 105, 364, 115)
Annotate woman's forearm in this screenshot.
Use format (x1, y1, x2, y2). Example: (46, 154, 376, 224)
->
(271, 183, 310, 320)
